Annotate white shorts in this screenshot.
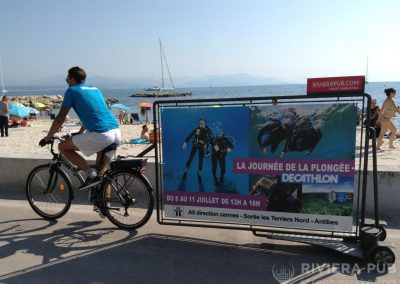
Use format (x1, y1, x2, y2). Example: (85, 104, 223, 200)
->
(72, 128, 122, 158)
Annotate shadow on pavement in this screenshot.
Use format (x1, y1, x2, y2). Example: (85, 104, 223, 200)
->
(0, 219, 136, 282)
(0, 232, 395, 284)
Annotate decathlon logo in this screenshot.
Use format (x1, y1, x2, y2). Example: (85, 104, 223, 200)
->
(272, 262, 295, 283)
(173, 207, 184, 217)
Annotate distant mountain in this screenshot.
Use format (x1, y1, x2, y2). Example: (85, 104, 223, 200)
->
(174, 73, 285, 87)
(16, 73, 287, 88)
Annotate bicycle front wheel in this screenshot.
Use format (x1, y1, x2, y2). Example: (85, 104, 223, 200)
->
(101, 169, 154, 230)
(26, 164, 73, 219)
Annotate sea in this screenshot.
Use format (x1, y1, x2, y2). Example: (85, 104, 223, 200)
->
(6, 81, 400, 127)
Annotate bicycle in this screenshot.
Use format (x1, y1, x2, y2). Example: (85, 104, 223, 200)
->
(26, 135, 154, 230)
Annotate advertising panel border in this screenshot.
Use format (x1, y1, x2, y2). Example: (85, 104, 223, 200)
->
(153, 93, 371, 238)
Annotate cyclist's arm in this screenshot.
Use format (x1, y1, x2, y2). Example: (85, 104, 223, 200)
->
(45, 107, 70, 140)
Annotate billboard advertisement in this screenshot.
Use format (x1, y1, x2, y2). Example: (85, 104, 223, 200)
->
(160, 103, 357, 232)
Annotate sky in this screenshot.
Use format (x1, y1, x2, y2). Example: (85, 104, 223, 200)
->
(0, 0, 399, 85)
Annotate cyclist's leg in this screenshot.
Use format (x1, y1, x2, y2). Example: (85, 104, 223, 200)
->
(59, 138, 88, 171)
(94, 152, 113, 209)
(96, 152, 111, 175)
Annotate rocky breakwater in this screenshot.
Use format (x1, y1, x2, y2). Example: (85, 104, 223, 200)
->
(13, 95, 119, 109)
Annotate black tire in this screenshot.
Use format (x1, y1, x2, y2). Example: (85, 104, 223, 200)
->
(100, 169, 154, 230)
(370, 246, 396, 267)
(378, 226, 387, 241)
(26, 164, 73, 219)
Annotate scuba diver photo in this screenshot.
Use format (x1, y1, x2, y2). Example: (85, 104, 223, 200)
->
(161, 107, 249, 194)
(255, 107, 323, 158)
(249, 175, 302, 213)
(249, 103, 357, 216)
(211, 129, 234, 190)
(179, 118, 213, 192)
(251, 103, 356, 159)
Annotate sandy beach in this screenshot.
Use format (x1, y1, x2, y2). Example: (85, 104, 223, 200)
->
(0, 119, 154, 159)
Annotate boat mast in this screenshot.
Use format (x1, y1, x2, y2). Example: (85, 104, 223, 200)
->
(0, 56, 7, 95)
(160, 41, 175, 89)
(159, 39, 164, 90)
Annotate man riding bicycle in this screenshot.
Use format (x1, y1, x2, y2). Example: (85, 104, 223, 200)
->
(40, 66, 121, 190)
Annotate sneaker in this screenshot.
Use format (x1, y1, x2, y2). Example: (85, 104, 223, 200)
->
(79, 176, 102, 190)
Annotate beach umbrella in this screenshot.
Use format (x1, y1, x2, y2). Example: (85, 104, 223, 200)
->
(9, 104, 29, 117)
(32, 102, 46, 108)
(14, 102, 24, 107)
(111, 103, 131, 111)
(24, 106, 40, 114)
(139, 102, 153, 108)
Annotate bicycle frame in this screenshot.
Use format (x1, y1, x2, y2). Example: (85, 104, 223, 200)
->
(48, 139, 85, 187)
(47, 136, 146, 204)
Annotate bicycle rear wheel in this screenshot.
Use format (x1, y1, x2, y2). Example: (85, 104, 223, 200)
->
(26, 164, 73, 219)
(101, 169, 154, 230)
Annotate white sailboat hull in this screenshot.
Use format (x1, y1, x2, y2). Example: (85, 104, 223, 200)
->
(144, 87, 175, 91)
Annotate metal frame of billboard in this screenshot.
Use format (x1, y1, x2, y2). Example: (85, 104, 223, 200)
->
(153, 94, 370, 235)
(151, 93, 395, 264)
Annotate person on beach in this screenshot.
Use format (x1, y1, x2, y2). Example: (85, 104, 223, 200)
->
(118, 110, 124, 124)
(140, 124, 150, 141)
(377, 88, 399, 150)
(364, 99, 381, 139)
(40, 66, 121, 190)
(141, 106, 150, 123)
(272, 97, 278, 106)
(0, 96, 10, 137)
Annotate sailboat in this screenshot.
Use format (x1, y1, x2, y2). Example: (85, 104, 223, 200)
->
(0, 56, 8, 95)
(132, 39, 191, 97)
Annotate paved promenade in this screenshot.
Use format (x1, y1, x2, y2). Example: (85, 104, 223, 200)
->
(0, 192, 399, 284)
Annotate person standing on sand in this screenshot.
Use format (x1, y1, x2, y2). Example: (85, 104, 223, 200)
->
(0, 96, 10, 137)
(118, 110, 124, 124)
(377, 88, 399, 150)
(366, 99, 381, 139)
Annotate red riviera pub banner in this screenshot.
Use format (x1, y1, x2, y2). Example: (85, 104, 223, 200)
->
(307, 76, 365, 95)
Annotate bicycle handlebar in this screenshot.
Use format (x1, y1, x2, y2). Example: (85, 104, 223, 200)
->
(52, 135, 66, 142)
(39, 133, 74, 150)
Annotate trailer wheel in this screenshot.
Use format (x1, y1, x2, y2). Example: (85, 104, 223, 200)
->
(378, 226, 387, 241)
(370, 246, 396, 267)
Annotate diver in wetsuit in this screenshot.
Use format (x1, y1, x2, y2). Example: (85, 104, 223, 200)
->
(280, 113, 322, 158)
(178, 119, 212, 191)
(211, 131, 234, 186)
(257, 108, 297, 154)
(257, 118, 288, 154)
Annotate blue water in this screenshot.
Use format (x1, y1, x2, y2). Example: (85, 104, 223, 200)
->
(6, 81, 400, 126)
